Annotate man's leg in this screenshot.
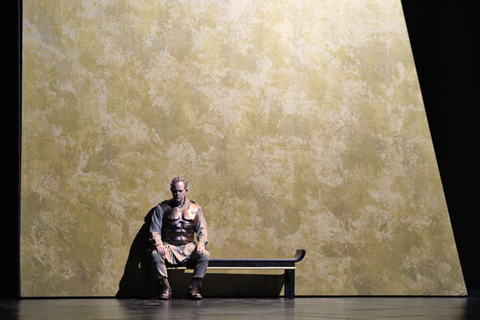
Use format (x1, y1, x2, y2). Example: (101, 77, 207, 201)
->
(151, 250, 171, 300)
(186, 249, 210, 299)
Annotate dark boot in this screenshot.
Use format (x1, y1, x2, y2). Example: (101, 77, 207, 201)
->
(188, 278, 203, 300)
(156, 277, 171, 300)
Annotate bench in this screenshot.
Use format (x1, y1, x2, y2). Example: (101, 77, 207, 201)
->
(206, 249, 306, 299)
(167, 249, 306, 299)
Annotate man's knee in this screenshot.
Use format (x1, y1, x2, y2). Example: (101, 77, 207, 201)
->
(199, 249, 210, 261)
(151, 249, 166, 263)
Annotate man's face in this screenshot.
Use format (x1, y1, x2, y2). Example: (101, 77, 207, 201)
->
(171, 181, 188, 205)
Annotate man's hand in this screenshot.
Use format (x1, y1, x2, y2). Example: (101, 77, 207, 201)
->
(156, 244, 166, 256)
(197, 243, 205, 255)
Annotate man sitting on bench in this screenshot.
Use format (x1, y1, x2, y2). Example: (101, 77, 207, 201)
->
(149, 177, 210, 300)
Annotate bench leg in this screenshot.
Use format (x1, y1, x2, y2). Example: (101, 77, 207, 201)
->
(284, 269, 295, 299)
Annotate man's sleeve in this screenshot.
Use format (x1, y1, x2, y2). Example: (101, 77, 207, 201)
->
(196, 207, 208, 247)
(149, 205, 163, 247)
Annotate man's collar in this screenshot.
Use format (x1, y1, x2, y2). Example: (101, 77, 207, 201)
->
(170, 198, 189, 208)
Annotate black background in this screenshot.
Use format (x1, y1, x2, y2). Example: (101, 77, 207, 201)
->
(2, 1, 478, 298)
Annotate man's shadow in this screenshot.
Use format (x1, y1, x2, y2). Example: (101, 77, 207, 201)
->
(116, 208, 156, 298)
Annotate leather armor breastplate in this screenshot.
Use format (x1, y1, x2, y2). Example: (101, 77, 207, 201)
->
(161, 201, 199, 246)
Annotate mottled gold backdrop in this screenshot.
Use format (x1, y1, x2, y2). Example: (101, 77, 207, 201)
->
(21, 0, 466, 296)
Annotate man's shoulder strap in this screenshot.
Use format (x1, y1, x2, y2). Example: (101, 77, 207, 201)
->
(159, 200, 171, 212)
(188, 200, 200, 210)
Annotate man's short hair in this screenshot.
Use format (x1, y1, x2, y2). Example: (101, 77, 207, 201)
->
(170, 176, 188, 189)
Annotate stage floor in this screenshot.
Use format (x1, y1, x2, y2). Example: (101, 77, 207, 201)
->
(2, 297, 480, 319)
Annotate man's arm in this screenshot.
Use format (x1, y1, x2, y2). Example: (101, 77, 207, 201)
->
(196, 206, 208, 255)
(150, 205, 166, 255)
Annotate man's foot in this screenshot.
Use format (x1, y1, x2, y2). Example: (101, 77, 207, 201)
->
(158, 287, 172, 300)
(188, 289, 203, 300)
(156, 277, 172, 300)
(188, 278, 203, 300)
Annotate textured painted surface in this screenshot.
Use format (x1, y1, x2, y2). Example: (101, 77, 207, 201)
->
(21, 0, 465, 296)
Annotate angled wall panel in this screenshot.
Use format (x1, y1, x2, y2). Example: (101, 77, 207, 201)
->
(21, 0, 465, 296)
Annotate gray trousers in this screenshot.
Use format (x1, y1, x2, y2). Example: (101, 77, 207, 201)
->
(151, 247, 210, 280)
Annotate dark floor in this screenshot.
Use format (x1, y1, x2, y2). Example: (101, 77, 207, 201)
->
(2, 297, 480, 320)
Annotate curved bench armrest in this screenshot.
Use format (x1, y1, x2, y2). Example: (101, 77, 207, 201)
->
(292, 249, 306, 262)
